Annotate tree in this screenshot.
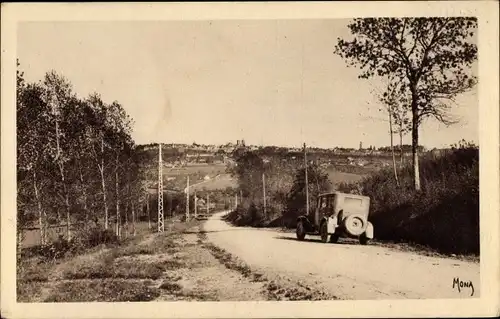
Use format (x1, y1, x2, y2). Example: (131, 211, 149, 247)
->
(16, 62, 53, 247)
(86, 93, 111, 229)
(285, 163, 331, 223)
(233, 151, 265, 199)
(17, 62, 143, 250)
(42, 71, 75, 239)
(335, 18, 477, 190)
(373, 76, 411, 185)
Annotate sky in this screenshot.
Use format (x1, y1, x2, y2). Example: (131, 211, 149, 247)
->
(17, 20, 478, 149)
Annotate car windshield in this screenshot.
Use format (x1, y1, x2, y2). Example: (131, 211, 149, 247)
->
(328, 196, 334, 208)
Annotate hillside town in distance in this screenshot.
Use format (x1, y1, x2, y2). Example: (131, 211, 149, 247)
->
(139, 139, 434, 169)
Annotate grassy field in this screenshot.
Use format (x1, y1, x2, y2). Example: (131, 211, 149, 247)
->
(326, 168, 366, 186)
(165, 164, 227, 176)
(189, 174, 237, 192)
(158, 164, 230, 190)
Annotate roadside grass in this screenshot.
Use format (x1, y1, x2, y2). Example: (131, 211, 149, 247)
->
(17, 281, 47, 302)
(159, 281, 182, 292)
(17, 218, 201, 302)
(61, 232, 188, 280)
(202, 243, 255, 279)
(116, 235, 177, 257)
(17, 256, 59, 302)
(163, 259, 187, 270)
(117, 244, 157, 256)
(202, 242, 270, 283)
(180, 289, 220, 301)
(44, 279, 161, 302)
(63, 259, 168, 280)
(18, 218, 337, 303)
(197, 229, 258, 279)
(17, 257, 51, 283)
(265, 280, 335, 301)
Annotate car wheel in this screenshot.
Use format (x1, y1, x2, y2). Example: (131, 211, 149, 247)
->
(296, 220, 306, 241)
(359, 233, 369, 245)
(320, 221, 328, 243)
(344, 215, 366, 236)
(329, 233, 339, 243)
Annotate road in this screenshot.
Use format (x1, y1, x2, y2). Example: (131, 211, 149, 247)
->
(204, 211, 480, 300)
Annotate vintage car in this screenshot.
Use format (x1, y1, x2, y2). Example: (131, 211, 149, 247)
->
(296, 191, 374, 245)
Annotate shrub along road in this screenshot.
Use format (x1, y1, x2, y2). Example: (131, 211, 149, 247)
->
(205, 211, 480, 299)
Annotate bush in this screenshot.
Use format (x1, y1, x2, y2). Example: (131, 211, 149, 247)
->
(22, 227, 120, 262)
(37, 236, 74, 261)
(224, 203, 266, 227)
(81, 227, 119, 248)
(338, 145, 479, 255)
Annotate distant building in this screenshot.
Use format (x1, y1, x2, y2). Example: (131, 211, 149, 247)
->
(236, 139, 246, 147)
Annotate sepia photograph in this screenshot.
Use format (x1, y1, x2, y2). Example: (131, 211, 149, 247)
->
(1, 2, 499, 318)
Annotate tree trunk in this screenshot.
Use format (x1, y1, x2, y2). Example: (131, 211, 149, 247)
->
(125, 172, 130, 236)
(115, 154, 120, 237)
(33, 171, 45, 245)
(78, 160, 89, 225)
(146, 193, 151, 229)
(58, 161, 71, 240)
(55, 118, 71, 240)
(99, 166, 108, 229)
(399, 124, 404, 167)
(388, 105, 399, 186)
(99, 136, 109, 229)
(132, 201, 136, 236)
(411, 101, 421, 191)
(125, 201, 129, 225)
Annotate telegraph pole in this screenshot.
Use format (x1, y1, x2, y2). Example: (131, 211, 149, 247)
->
(304, 143, 309, 216)
(158, 143, 164, 232)
(194, 191, 198, 218)
(186, 176, 190, 221)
